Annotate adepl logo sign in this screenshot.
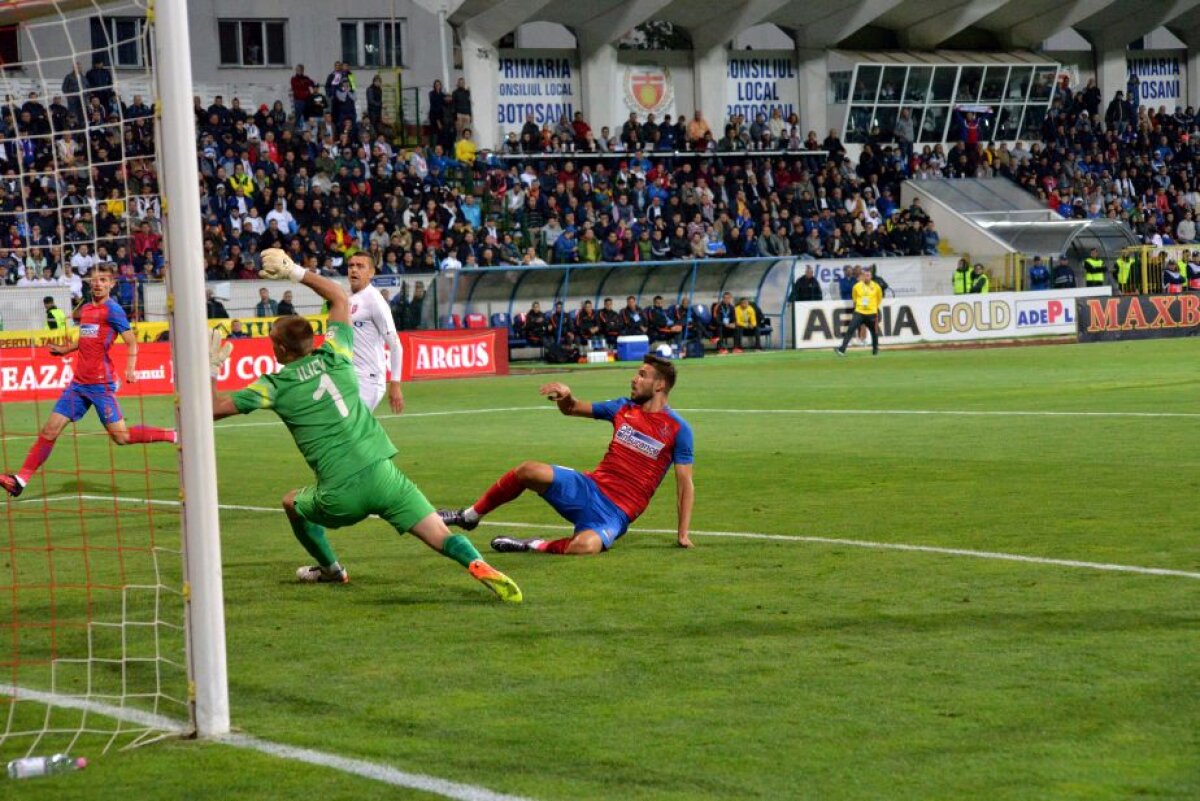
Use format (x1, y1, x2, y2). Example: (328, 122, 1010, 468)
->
(623, 66, 673, 116)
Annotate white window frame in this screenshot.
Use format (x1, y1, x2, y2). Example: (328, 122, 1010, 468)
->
(95, 17, 150, 69)
(339, 19, 406, 69)
(218, 19, 287, 68)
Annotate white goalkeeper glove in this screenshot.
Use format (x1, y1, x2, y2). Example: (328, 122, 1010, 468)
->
(208, 328, 233, 379)
(259, 248, 306, 282)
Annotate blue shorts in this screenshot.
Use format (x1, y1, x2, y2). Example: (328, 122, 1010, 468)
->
(53, 382, 123, 426)
(542, 466, 630, 550)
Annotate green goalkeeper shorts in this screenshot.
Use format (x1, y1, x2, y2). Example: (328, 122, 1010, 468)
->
(294, 459, 436, 534)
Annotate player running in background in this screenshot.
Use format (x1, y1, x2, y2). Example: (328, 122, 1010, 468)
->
(439, 355, 694, 555)
(1, 264, 175, 498)
(208, 248, 520, 601)
(347, 252, 404, 413)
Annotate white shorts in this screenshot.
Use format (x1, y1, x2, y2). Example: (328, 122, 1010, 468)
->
(358, 380, 385, 412)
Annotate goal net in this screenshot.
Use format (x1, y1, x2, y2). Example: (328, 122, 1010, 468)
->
(0, 0, 223, 760)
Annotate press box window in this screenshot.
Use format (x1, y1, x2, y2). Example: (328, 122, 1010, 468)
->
(218, 20, 287, 67)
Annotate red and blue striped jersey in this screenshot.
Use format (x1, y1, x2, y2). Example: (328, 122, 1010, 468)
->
(74, 299, 130, 385)
(587, 398, 694, 521)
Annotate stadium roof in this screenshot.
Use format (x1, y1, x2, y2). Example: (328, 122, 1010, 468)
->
(976, 218, 1139, 259)
(441, 0, 1200, 51)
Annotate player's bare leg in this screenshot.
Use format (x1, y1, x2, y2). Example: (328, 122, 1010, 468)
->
(409, 512, 522, 602)
(1, 413, 71, 498)
(104, 419, 177, 446)
(282, 490, 348, 583)
(492, 528, 604, 556)
(438, 460, 554, 530)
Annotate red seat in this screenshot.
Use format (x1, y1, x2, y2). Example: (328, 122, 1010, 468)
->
(464, 313, 487, 329)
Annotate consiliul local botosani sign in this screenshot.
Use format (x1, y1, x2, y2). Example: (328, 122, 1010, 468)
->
(725, 55, 798, 121)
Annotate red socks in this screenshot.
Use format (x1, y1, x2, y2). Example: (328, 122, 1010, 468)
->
(127, 425, 177, 444)
(537, 538, 572, 555)
(17, 435, 56, 484)
(473, 469, 524, 516)
(15, 426, 175, 485)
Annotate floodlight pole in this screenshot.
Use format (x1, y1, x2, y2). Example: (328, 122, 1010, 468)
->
(155, 0, 231, 737)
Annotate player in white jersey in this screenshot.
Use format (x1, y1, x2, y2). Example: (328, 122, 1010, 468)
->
(347, 252, 405, 413)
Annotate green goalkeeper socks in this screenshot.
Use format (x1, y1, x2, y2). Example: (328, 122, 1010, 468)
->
(289, 515, 337, 568)
(441, 534, 482, 568)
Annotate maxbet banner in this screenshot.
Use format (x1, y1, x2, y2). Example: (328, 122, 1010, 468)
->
(1076, 294, 1200, 342)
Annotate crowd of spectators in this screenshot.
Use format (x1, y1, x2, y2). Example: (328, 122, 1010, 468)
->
(896, 78, 1200, 249)
(6, 58, 1195, 332)
(0, 56, 941, 327)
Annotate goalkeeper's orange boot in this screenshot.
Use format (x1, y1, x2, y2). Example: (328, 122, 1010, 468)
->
(468, 560, 523, 603)
(0, 474, 23, 498)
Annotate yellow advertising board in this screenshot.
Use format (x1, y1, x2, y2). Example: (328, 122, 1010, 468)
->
(0, 315, 329, 348)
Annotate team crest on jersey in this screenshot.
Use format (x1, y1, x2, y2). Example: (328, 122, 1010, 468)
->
(79, 323, 99, 338)
(614, 424, 665, 458)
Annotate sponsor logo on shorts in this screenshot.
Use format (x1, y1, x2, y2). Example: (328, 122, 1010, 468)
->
(614, 424, 665, 458)
(80, 323, 99, 338)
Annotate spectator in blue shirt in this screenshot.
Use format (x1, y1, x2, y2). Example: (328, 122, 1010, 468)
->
(837, 265, 858, 300)
(922, 221, 940, 255)
(553, 227, 579, 263)
(461, 195, 482, 229)
(1027, 256, 1050, 290)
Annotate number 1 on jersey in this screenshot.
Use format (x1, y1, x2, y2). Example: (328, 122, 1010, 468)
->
(313, 372, 350, 417)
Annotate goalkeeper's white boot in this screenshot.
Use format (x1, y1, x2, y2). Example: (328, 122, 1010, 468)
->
(295, 564, 349, 584)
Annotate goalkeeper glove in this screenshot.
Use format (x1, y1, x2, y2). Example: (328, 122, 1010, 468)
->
(208, 328, 233, 379)
(260, 248, 306, 282)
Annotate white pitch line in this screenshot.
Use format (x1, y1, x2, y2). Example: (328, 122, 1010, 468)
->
(214, 405, 552, 431)
(59, 494, 1200, 581)
(3, 404, 1197, 444)
(478, 522, 1200, 580)
(674, 408, 1200, 419)
(0, 685, 535, 801)
(0, 683, 189, 733)
(219, 734, 536, 801)
(0, 407, 553, 442)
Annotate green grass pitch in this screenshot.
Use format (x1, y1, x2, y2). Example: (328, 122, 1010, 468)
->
(2, 338, 1198, 800)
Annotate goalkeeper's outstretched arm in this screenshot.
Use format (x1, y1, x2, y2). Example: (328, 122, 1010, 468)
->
(259, 247, 349, 324)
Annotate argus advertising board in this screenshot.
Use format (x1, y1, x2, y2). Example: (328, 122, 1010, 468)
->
(0, 329, 509, 402)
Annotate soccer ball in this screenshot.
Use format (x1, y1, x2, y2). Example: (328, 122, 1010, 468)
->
(655, 343, 674, 359)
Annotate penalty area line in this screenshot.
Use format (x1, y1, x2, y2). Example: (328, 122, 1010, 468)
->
(0, 684, 536, 801)
(478, 521, 1200, 580)
(674, 408, 1200, 419)
(60, 494, 1200, 581)
(3, 404, 1193, 444)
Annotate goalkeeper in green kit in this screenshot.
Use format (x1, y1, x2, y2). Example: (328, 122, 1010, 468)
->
(208, 248, 522, 602)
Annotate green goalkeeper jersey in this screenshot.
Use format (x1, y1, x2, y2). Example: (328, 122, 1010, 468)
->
(232, 321, 397, 486)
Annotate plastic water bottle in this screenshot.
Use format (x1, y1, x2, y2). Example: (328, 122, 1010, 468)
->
(6, 753, 87, 779)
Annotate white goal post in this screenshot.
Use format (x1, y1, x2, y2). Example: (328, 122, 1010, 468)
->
(154, 0, 230, 738)
(0, 0, 229, 744)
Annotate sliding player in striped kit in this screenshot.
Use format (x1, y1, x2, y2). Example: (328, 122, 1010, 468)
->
(347, 251, 404, 414)
(1, 264, 175, 498)
(440, 355, 695, 555)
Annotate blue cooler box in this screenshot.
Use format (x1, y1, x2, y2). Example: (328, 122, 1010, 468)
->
(616, 334, 649, 361)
